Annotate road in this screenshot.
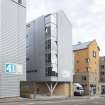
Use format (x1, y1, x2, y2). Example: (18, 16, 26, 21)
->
(0, 97, 105, 105)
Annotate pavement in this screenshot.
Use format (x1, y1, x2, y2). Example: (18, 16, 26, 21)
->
(0, 95, 105, 105)
(0, 95, 102, 103)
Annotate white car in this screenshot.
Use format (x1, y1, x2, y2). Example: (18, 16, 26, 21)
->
(74, 83, 84, 96)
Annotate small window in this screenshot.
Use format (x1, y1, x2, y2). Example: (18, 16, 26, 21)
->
(77, 69, 79, 72)
(93, 51, 96, 57)
(18, 0, 22, 4)
(82, 76, 86, 81)
(76, 60, 79, 63)
(45, 53, 51, 63)
(26, 24, 31, 28)
(101, 78, 104, 81)
(26, 58, 30, 61)
(45, 40, 51, 49)
(86, 67, 89, 71)
(56, 54, 58, 57)
(101, 65, 104, 69)
(101, 71, 105, 75)
(55, 41, 58, 45)
(26, 34, 28, 38)
(45, 26, 51, 35)
(85, 58, 90, 63)
(27, 69, 37, 73)
(102, 58, 105, 62)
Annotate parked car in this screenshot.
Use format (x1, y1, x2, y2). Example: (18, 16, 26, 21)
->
(74, 83, 84, 96)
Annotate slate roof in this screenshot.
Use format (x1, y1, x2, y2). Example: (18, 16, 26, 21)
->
(73, 41, 92, 51)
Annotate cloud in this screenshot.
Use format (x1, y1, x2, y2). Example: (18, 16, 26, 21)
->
(27, 0, 105, 55)
(91, 0, 105, 13)
(27, 0, 46, 22)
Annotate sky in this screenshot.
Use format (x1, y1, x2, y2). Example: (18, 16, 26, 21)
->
(27, 0, 105, 56)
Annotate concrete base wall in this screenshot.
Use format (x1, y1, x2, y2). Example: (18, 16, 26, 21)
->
(20, 82, 73, 98)
(54, 83, 73, 96)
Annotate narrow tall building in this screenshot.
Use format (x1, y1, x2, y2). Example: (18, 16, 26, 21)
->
(0, 0, 26, 97)
(26, 11, 73, 96)
(73, 40, 100, 95)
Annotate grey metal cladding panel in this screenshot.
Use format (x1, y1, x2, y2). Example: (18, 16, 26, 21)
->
(0, 0, 26, 97)
(26, 17, 51, 82)
(57, 11, 73, 82)
(17, 5, 26, 80)
(0, 0, 2, 64)
(0, 75, 21, 97)
(0, 0, 1, 34)
(0, 1, 2, 95)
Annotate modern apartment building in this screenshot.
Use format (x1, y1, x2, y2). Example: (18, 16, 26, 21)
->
(73, 40, 100, 95)
(0, 0, 26, 97)
(99, 56, 105, 94)
(99, 56, 105, 82)
(26, 11, 73, 96)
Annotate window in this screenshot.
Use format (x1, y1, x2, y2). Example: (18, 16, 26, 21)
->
(101, 65, 105, 69)
(101, 77, 104, 81)
(82, 76, 86, 81)
(45, 26, 51, 35)
(55, 41, 58, 45)
(46, 67, 58, 77)
(77, 69, 79, 72)
(27, 69, 37, 73)
(86, 67, 89, 71)
(45, 40, 51, 49)
(85, 58, 90, 63)
(93, 51, 96, 57)
(45, 53, 51, 63)
(76, 60, 79, 63)
(102, 58, 105, 62)
(48, 67, 52, 76)
(101, 71, 105, 75)
(26, 24, 31, 28)
(56, 54, 58, 57)
(26, 58, 30, 61)
(26, 34, 28, 38)
(18, 0, 22, 4)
